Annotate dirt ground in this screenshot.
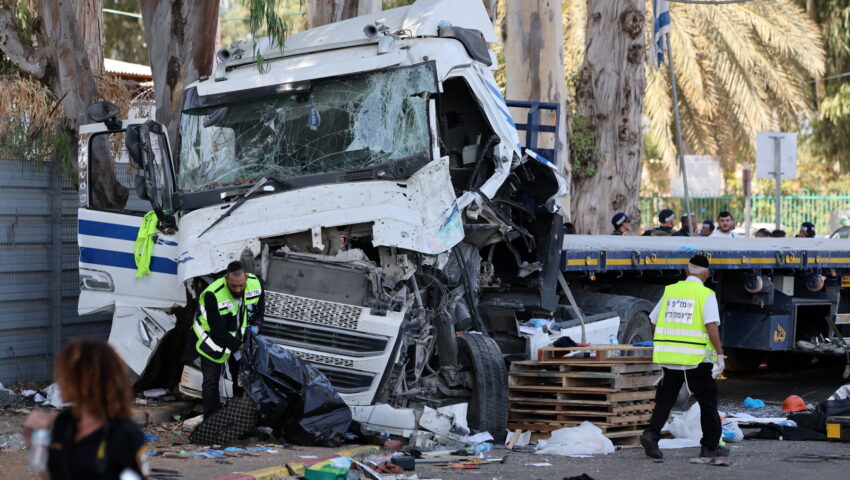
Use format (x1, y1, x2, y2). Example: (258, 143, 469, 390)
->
(2, 365, 848, 480)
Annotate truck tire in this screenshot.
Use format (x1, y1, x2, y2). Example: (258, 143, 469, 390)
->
(724, 347, 765, 372)
(458, 333, 508, 442)
(571, 291, 655, 343)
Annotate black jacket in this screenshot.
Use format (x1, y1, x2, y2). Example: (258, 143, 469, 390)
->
(203, 278, 265, 352)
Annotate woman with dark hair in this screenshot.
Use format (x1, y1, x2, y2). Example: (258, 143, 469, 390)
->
(24, 339, 149, 479)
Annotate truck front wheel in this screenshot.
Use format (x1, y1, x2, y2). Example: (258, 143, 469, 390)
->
(458, 333, 508, 442)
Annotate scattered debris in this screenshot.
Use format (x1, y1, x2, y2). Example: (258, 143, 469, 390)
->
(689, 457, 732, 466)
(0, 389, 24, 408)
(504, 429, 530, 450)
(181, 414, 204, 428)
(305, 456, 352, 480)
(144, 388, 169, 398)
(535, 422, 614, 457)
(743, 397, 766, 409)
(828, 384, 850, 401)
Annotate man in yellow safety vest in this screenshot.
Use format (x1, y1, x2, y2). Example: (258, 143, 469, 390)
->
(640, 254, 728, 459)
(191, 261, 265, 416)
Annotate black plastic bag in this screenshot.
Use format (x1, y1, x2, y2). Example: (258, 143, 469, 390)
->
(239, 331, 352, 446)
(816, 398, 850, 418)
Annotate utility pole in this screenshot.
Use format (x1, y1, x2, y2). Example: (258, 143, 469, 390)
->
(665, 33, 694, 236)
(770, 135, 783, 231)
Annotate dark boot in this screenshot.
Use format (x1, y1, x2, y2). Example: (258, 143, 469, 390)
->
(640, 431, 663, 459)
(699, 445, 730, 458)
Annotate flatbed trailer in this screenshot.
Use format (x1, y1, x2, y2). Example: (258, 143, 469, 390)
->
(557, 235, 850, 371)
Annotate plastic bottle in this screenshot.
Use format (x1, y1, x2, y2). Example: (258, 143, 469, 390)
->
(467, 442, 492, 453)
(27, 428, 50, 473)
(609, 334, 621, 357)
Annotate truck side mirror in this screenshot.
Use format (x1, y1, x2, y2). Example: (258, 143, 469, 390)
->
(125, 124, 146, 169)
(134, 174, 149, 201)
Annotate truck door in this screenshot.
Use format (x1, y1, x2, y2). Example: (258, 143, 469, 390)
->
(77, 119, 185, 315)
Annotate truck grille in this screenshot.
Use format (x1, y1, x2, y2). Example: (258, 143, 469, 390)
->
(313, 365, 374, 394)
(265, 291, 361, 330)
(289, 350, 355, 369)
(262, 317, 388, 356)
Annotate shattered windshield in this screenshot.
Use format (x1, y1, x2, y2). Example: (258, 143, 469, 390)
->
(178, 63, 437, 192)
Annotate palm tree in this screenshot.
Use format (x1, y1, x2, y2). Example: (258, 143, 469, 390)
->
(565, 0, 824, 179)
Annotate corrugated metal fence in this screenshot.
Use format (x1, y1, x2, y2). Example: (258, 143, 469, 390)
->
(640, 195, 850, 235)
(0, 155, 110, 385)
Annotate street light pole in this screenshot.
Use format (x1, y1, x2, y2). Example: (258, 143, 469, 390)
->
(665, 33, 694, 235)
(770, 135, 783, 231)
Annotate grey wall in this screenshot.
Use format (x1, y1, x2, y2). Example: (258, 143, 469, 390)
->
(0, 156, 110, 386)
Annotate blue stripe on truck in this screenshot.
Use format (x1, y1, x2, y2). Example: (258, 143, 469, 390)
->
(79, 219, 138, 241)
(79, 247, 178, 275)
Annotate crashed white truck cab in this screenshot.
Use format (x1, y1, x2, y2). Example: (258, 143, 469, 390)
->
(77, 0, 618, 438)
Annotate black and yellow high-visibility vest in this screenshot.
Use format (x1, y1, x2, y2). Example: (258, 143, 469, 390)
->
(652, 280, 718, 366)
(192, 274, 262, 363)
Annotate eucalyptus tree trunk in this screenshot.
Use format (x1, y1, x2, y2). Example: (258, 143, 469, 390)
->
(502, 0, 570, 216)
(140, 0, 218, 153)
(571, 0, 646, 233)
(308, 0, 382, 28)
(74, 0, 104, 74)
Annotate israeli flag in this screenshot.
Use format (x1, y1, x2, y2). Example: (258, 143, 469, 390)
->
(652, 0, 671, 68)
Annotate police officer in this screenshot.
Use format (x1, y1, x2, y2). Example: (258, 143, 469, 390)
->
(640, 254, 728, 459)
(611, 213, 630, 235)
(796, 221, 815, 238)
(191, 261, 264, 416)
(642, 209, 676, 236)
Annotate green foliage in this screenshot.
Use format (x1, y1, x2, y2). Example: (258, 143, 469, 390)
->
(102, 0, 148, 65)
(383, 0, 415, 8)
(794, 0, 850, 174)
(821, 83, 850, 122)
(569, 114, 597, 180)
(240, 0, 297, 72)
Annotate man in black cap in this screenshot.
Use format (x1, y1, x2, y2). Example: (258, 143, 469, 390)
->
(191, 261, 265, 416)
(642, 209, 676, 236)
(611, 212, 631, 235)
(699, 219, 715, 237)
(673, 213, 698, 236)
(796, 222, 815, 238)
(640, 254, 727, 459)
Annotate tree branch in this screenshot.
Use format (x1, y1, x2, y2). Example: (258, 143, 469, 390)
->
(0, 9, 47, 78)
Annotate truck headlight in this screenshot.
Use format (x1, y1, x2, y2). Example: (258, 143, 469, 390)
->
(80, 268, 114, 292)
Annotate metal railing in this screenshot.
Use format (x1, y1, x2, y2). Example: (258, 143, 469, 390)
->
(639, 195, 850, 235)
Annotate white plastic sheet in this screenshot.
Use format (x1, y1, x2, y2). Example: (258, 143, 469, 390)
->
(535, 421, 614, 456)
(829, 383, 850, 401)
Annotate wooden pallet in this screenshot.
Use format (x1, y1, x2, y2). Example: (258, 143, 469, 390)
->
(508, 347, 657, 442)
(537, 345, 654, 363)
(510, 409, 651, 425)
(508, 420, 645, 435)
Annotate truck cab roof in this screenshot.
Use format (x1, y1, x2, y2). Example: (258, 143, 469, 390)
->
(192, 0, 497, 96)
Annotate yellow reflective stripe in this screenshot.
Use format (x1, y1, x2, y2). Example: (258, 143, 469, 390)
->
(654, 344, 715, 357)
(656, 327, 709, 339)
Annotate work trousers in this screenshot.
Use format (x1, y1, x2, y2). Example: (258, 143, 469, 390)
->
(200, 354, 242, 417)
(646, 362, 721, 449)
